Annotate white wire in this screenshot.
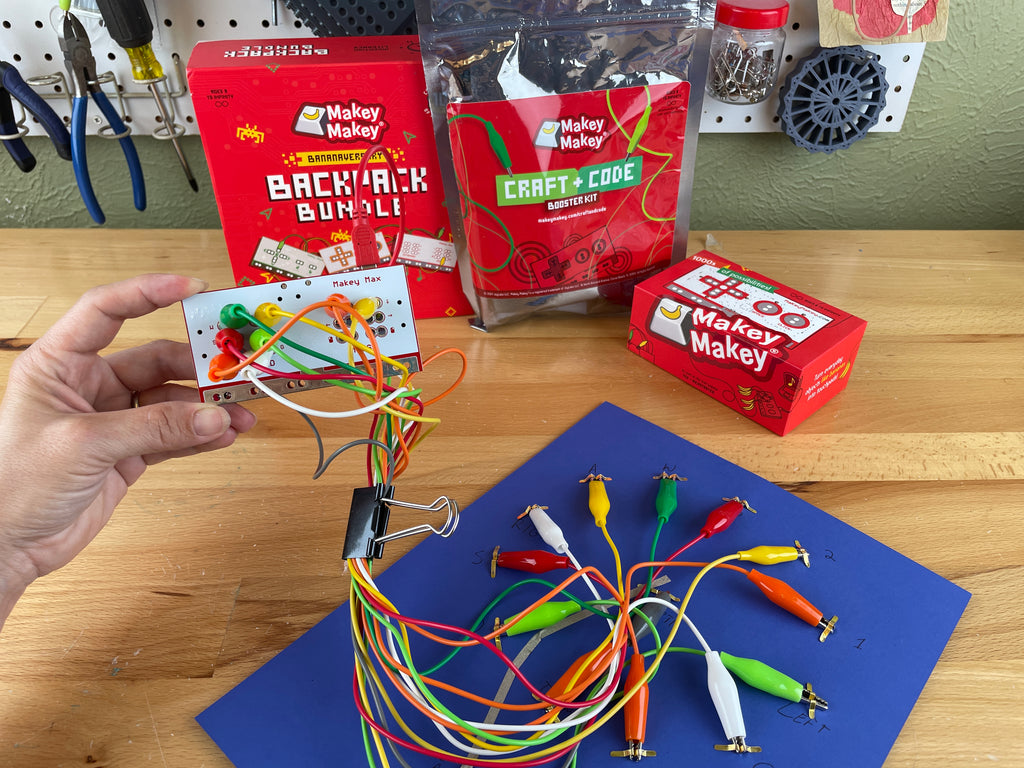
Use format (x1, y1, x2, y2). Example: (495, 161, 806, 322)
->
(376, 595, 625, 740)
(626, 595, 712, 654)
(566, 549, 605, 606)
(354, 559, 626, 746)
(244, 369, 408, 418)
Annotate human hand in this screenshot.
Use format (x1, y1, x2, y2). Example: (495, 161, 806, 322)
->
(0, 274, 256, 625)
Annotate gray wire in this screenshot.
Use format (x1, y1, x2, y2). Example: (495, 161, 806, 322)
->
(299, 411, 397, 485)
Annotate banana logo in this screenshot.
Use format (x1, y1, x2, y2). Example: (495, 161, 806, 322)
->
(534, 119, 562, 148)
(293, 104, 326, 137)
(659, 304, 682, 320)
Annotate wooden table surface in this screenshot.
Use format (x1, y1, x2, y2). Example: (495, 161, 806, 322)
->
(1, 230, 1021, 767)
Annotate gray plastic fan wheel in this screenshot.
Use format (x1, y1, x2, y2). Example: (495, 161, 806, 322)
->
(777, 46, 888, 154)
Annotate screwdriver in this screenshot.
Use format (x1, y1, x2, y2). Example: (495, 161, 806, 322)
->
(94, 0, 198, 191)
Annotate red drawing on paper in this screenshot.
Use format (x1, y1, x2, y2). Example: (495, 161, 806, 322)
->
(832, 0, 938, 38)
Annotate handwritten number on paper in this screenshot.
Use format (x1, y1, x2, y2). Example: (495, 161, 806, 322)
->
(855, 638, 866, 650)
(471, 550, 490, 565)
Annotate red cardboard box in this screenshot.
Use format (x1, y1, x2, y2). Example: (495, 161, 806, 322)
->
(187, 37, 473, 319)
(628, 251, 867, 435)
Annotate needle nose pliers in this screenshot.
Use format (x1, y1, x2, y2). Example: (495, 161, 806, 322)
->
(0, 60, 72, 173)
(60, 11, 146, 224)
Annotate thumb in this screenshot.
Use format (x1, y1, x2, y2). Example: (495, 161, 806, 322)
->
(88, 402, 232, 464)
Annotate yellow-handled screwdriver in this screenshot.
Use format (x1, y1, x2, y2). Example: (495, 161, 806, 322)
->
(95, 0, 198, 191)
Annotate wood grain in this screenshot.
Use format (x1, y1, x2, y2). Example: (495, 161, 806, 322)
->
(0, 230, 1021, 767)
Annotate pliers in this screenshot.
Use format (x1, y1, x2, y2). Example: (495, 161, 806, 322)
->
(60, 11, 146, 224)
(0, 60, 72, 172)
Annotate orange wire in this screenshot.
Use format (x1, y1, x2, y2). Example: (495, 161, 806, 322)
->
(398, 565, 622, 648)
(362, 592, 630, 729)
(364, 613, 555, 716)
(210, 296, 387, 394)
(408, 347, 468, 406)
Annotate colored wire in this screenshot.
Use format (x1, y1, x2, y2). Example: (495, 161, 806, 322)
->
(244, 369, 408, 418)
(351, 559, 736, 765)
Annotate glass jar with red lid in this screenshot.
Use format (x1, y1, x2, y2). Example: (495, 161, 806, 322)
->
(706, 0, 790, 104)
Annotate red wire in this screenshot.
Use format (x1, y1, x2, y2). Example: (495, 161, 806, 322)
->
(351, 669, 577, 767)
(355, 143, 406, 259)
(652, 532, 705, 580)
(355, 581, 623, 711)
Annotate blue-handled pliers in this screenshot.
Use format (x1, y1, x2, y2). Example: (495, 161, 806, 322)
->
(0, 60, 72, 172)
(59, 11, 145, 224)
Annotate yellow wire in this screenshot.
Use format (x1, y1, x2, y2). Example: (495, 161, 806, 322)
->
(353, 565, 552, 754)
(272, 308, 411, 380)
(600, 524, 624, 597)
(352, 555, 727, 764)
(351, 587, 393, 768)
(679, 553, 740, 614)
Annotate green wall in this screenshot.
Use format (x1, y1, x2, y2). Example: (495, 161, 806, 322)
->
(2, 5, 1021, 230)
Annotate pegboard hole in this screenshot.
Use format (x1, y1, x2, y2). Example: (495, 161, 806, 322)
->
(894, 84, 902, 93)
(2, 21, 10, 29)
(902, 54, 911, 62)
(262, 19, 270, 28)
(197, 19, 205, 27)
(44, 52, 53, 61)
(791, 22, 800, 30)
(34, 19, 43, 28)
(12, 53, 21, 62)
(229, 19, 238, 27)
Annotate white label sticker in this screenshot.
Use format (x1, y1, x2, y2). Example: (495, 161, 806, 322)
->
(318, 232, 392, 274)
(395, 234, 457, 273)
(250, 237, 325, 279)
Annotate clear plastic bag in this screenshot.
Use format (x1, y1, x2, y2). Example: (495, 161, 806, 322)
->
(416, 0, 715, 329)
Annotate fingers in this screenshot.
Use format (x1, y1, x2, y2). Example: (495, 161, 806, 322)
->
(82, 400, 246, 468)
(105, 339, 199, 393)
(135, 383, 258, 435)
(39, 274, 207, 357)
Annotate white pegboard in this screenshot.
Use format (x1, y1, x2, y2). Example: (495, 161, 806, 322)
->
(700, 0, 925, 132)
(0, 1, 315, 139)
(1, 0, 923, 139)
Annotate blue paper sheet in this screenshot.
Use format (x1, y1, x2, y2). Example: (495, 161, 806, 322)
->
(198, 402, 970, 767)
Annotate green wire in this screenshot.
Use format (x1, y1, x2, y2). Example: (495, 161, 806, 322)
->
(268, 343, 369, 395)
(239, 308, 366, 376)
(446, 115, 517, 275)
(355, 584, 573, 748)
(644, 518, 666, 599)
(359, 718, 378, 768)
(421, 577, 614, 676)
(353, 575, 681, 760)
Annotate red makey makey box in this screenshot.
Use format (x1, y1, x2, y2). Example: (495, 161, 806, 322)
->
(628, 251, 867, 435)
(187, 37, 473, 318)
